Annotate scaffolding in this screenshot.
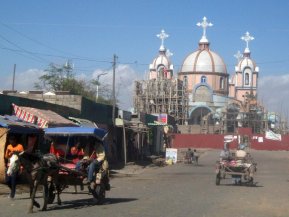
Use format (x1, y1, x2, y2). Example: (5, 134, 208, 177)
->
(134, 79, 188, 124)
(200, 95, 289, 135)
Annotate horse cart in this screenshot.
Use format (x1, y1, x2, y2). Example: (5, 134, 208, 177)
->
(5, 124, 110, 213)
(44, 126, 110, 205)
(215, 152, 257, 186)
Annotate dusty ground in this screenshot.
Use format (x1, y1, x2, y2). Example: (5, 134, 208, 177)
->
(0, 149, 289, 217)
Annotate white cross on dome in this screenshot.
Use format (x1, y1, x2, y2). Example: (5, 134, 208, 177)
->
(156, 29, 169, 51)
(241, 32, 254, 53)
(196, 17, 213, 43)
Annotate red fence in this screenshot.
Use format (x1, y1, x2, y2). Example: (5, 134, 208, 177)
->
(171, 133, 289, 151)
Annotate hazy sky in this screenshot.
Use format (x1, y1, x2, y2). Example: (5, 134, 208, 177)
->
(0, 0, 289, 112)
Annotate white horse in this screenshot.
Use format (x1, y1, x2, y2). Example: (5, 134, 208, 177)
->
(7, 154, 19, 176)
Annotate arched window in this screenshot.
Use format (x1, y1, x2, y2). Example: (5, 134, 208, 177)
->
(245, 73, 249, 85)
(201, 76, 207, 83)
(220, 77, 224, 89)
(243, 68, 252, 86)
(183, 76, 188, 87)
(157, 65, 165, 78)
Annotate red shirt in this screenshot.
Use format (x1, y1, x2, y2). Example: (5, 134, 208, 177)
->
(71, 147, 84, 164)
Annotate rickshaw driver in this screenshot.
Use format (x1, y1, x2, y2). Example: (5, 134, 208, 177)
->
(219, 142, 231, 161)
(235, 144, 247, 160)
(83, 141, 109, 185)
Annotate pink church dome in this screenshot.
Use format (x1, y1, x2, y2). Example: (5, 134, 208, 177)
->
(151, 52, 171, 70)
(180, 45, 227, 74)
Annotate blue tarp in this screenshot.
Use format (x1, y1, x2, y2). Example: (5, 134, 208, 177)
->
(0, 115, 42, 134)
(44, 127, 108, 141)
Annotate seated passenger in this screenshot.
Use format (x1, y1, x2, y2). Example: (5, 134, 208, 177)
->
(49, 142, 65, 158)
(71, 142, 84, 163)
(70, 142, 84, 171)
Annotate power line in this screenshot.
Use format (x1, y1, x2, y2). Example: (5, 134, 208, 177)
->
(0, 21, 113, 62)
(0, 33, 50, 64)
(0, 43, 48, 64)
(0, 21, 72, 56)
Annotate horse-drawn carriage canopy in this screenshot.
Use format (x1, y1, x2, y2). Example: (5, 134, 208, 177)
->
(44, 127, 107, 141)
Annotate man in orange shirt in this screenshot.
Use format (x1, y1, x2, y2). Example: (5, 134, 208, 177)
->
(5, 135, 24, 199)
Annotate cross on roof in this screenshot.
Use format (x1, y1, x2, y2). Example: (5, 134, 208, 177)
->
(196, 17, 213, 43)
(156, 29, 169, 51)
(241, 32, 254, 53)
(234, 50, 243, 62)
(166, 49, 173, 57)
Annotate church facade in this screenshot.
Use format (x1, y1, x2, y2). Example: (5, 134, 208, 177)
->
(134, 17, 262, 133)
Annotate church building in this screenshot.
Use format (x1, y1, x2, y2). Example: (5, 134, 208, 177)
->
(134, 17, 262, 134)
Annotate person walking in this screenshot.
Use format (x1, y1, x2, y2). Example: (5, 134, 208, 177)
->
(5, 135, 24, 199)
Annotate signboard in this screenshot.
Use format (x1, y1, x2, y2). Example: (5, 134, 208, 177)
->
(165, 148, 178, 164)
(158, 114, 167, 124)
(265, 130, 282, 141)
(224, 135, 234, 142)
(115, 118, 124, 126)
(118, 110, 132, 121)
(258, 137, 264, 143)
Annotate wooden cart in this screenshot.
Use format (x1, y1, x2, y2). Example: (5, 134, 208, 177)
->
(215, 155, 257, 186)
(44, 126, 110, 205)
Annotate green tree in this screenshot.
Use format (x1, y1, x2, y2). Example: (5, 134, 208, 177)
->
(35, 62, 113, 105)
(35, 62, 74, 91)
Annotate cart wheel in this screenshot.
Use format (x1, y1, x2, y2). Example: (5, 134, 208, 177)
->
(89, 182, 106, 205)
(216, 173, 221, 185)
(248, 177, 254, 186)
(42, 184, 49, 210)
(93, 184, 106, 204)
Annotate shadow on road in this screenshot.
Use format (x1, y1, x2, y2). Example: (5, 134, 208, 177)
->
(104, 197, 138, 204)
(43, 197, 138, 211)
(217, 181, 263, 188)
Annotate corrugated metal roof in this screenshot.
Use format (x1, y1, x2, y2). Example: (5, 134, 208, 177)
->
(15, 106, 76, 127)
(0, 115, 42, 134)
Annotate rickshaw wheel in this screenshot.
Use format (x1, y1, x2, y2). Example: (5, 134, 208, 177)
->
(92, 184, 106, 205)
(248, 177, 254, 186)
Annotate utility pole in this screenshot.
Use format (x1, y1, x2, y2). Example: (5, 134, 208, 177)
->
(112, 54, 117, 126)
(12, 64, 16, 91)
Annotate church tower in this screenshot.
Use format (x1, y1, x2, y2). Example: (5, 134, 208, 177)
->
(149, 29, 174, 80)
(231, 32, 259, 103)
(178, 17, 229, 125)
